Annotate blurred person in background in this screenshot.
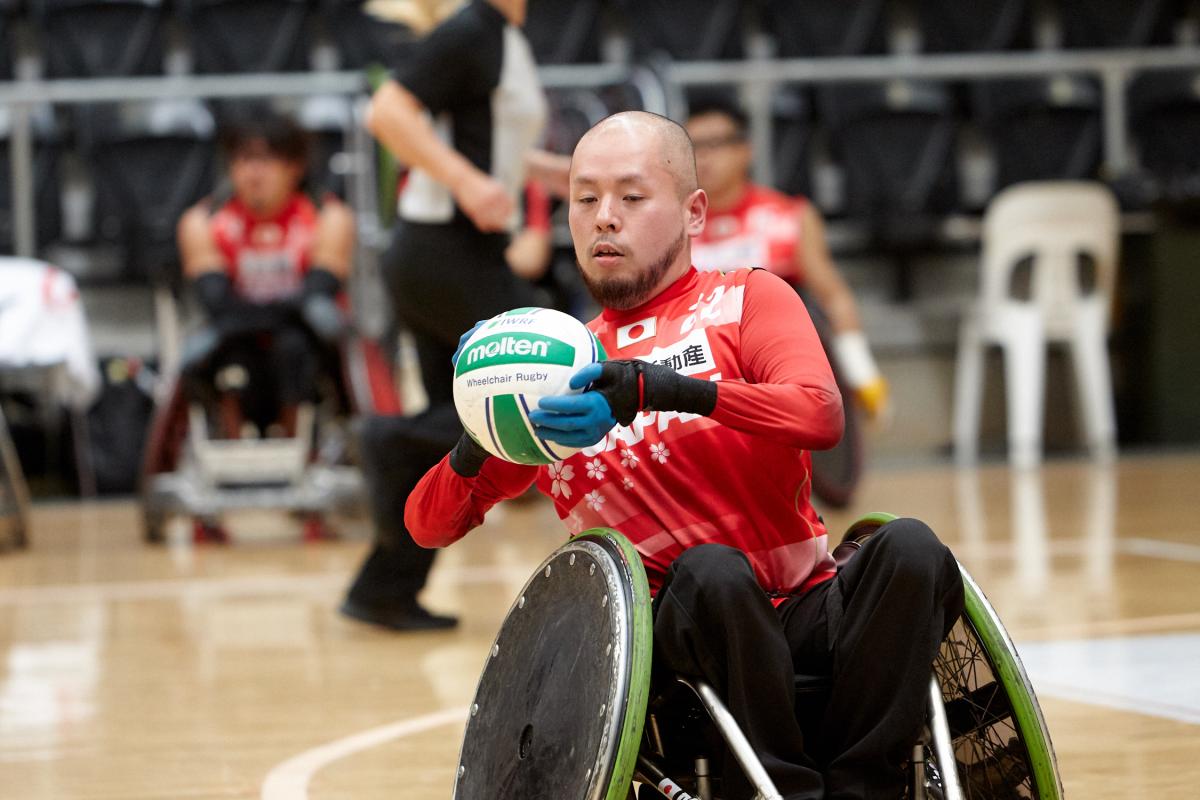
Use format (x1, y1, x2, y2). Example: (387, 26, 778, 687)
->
(339, 0, 549, 631)
(686, 97, 890, 422)
(177, 110, 354, 441)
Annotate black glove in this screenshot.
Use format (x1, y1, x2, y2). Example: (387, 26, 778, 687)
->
(192, 271, 297, 335)
(192, 271, 240, 320)
(299, 267, 348, 343)
(593, 359, 717, 426)
(449, 431, 491, 477)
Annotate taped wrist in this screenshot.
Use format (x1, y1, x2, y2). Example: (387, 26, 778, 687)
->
(598, 360, 717, 426)
(192, 272, 237, 319)
(642, 361, 717, 418)
(832, 330, 880, 390)
(303, 266, 342, 299)
(449, 432, 490, 477)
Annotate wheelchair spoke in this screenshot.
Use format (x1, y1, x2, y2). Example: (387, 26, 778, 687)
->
(930, 617, 1037, 799)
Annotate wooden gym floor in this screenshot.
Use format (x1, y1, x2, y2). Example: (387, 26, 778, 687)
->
(1, 451, 1198, 799)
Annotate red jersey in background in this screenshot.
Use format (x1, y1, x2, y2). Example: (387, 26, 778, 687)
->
(210, 194, 318, 303)
(692, 184, 806, 285)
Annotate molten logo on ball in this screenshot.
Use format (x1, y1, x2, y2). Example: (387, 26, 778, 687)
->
(457, 333, 574, 374)
(453, 308, 605, 465)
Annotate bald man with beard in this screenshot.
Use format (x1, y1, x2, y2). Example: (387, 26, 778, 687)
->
(406, 112, 964, 800)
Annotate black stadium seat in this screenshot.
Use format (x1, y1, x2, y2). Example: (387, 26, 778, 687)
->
(1056, 0, 1179, 49)
(318, 0, 414, 70)
(917, 0, 1032, 52)
(1129, 70, 1200, 201)
(821, 81, 959, 240)
(296, 94, 354, 199)
(772, 87, 814, 198)
(30, 0, 168, 78)
(617, 0, 745, 61)
(0, 107, 64, 254)
(762, 0, 887, 57)
(180, 0, 313, 73)
(79, 101, 216, 285)
(973, 76, 1102, 189)
(525, 0, 604, 64)
(0, 0, 15, 81)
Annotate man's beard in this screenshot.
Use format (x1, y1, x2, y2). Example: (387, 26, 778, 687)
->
(578, 229, 686, 311)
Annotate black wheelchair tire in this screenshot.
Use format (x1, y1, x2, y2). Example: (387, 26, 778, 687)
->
(453, 528, 653, 800)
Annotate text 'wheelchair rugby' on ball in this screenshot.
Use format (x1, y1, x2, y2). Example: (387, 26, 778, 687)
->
(453, 307, 606, 465)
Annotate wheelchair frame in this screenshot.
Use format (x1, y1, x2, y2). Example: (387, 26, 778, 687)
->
(138, 333, 394, 542)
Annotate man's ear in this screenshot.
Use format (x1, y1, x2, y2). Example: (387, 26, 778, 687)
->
(685, 188, 708, 236)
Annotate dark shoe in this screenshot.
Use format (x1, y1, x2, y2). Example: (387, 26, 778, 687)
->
(339, 598, 459, 631)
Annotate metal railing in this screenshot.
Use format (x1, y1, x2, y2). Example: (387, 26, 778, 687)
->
(661, 45, 1200, 188)
(4, 46, 1200, 260)
(0, 62, 654, 260)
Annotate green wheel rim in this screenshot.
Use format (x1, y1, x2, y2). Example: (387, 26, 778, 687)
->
(842, 511, 899, 542)
(574, 528, 653, 800)
(960, 568, 1063, 799)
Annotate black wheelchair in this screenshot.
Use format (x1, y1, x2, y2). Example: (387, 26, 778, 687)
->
(453, 519, 1062, 800)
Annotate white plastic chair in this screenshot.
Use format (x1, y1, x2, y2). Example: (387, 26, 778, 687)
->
(953, 181, 1119, 468)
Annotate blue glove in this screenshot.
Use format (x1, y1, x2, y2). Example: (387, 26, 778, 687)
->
(527, 363, 615, 448)
(451, 320, 489, 367)
(529, 359, 720, 450)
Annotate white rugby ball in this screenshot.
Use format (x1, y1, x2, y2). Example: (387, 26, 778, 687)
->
(453, 307, 605, 465)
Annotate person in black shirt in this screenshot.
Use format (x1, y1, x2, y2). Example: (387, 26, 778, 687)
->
(340, 0, 548, 631)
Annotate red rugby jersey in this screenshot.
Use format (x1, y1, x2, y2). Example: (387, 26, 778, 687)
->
(405, 267, 843, 596)
(692, 184, 807, 284)
(210, 194, 318, 303)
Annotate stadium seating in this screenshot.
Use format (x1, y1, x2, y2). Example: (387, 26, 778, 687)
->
(616, 0, 745, 61)
(318, 0, 414, 71)
(916, 0, 1032, 52)
(179, 0, 312, 73)
(771, 86, 814, 198)
(762, 0, 888, 57)
(0, 0, 15, 81)
(29, 0, 168, 78)
(821, 80, 959, 242)
(974, 76, 1102, 190)
(296, 93, 354, 199)
(1056, 0, 1178, 49)
(1129, 69, 1200, 201)
(0, 107, 63, 253)
(525, 0, 605, 64)
(78, 100, 216, 285)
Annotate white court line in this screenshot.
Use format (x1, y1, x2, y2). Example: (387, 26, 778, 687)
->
(0, 564, 531, 606)
(261, 707, 467, 800)
(1118, 537, 1200, 563)
(1030, 681, 1200, 726)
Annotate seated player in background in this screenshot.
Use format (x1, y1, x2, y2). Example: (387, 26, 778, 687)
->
(686, 96, 890, 421)
(176, 110, 354, 437)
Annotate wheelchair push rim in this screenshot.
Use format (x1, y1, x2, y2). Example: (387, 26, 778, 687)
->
(453, 528, 653, 800)
(935, 568, 1063, 800)
(841, 513, 1062, 799)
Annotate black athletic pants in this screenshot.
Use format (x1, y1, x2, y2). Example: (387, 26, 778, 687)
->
(346, 221, 539, 609)
(182, 320, 325, 430)
(652, 519, 965, 800)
